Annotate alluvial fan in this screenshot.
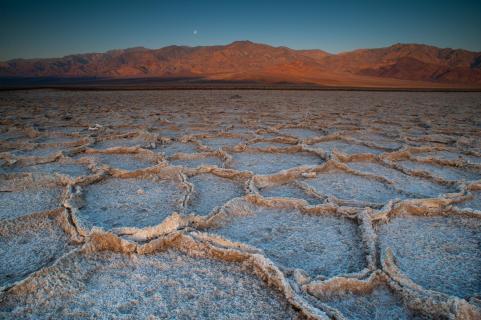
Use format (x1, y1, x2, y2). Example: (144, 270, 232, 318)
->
(1, 90, 481, 319)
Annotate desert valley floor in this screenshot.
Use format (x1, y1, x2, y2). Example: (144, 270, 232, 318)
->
(0, 90, 480, 319)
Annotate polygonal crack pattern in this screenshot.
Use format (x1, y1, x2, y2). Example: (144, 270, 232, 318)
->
(378, 214, 481, 299)
(0, 210, 76, 289)
(347, 161, 454, 198)
(78, 177, 186, 230)
(207, 201, 366, 278)
(201, 137, 243, 150)
(157, 141, 199, 157)
(456, 191, 481, 211)
(1, 90, 481, 319)
(303, 169, 406, 205)
(318, 284, 423, 320)
(0, 176, 64, 220)
(415, 150, 481, 165)
(5, 160, 91, 177)
(0, 249, 300, 319)
(75, 152, 158, 171)
(260, 182, 323, 205)
(186, 173, 245, 216)
(230, 151, 322, 175)
(170, 155, 224, 168)
(308, 140, 384, 156)
(279, 128, 323, 139)
(397, 160, 481, 182)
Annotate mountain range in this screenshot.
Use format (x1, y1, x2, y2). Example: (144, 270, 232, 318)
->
(1, 41, 481, 89)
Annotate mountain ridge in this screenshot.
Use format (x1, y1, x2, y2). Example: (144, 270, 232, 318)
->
(2, 41, 480, 88)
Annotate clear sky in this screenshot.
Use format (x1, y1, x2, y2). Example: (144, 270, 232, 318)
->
(1, 0, 480, 61)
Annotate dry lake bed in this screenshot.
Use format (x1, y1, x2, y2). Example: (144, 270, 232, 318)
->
(0, 90, 480, 319)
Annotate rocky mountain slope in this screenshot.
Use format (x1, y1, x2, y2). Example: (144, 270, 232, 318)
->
(1, 41, 480, 88)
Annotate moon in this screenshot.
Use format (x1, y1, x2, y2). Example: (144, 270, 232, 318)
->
(193, 30, 198, 35)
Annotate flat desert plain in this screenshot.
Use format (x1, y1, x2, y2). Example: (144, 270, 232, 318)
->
(0, 90, 480, 319)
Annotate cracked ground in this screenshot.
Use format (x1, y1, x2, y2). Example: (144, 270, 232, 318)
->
(0, 90, 480, 319)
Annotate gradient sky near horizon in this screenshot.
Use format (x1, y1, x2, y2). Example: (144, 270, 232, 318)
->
(1, 0, 480, 60)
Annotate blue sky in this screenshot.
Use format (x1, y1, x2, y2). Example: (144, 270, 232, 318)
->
(1, 0, 480, 60)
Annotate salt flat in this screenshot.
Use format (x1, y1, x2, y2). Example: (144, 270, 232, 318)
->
(1, 90, 480, 319)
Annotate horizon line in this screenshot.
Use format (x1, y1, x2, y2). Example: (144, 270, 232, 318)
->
(3, 40, 480, 62)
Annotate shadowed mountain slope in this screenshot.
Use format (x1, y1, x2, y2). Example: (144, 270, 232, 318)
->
(1, 41, 480, 88)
